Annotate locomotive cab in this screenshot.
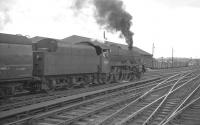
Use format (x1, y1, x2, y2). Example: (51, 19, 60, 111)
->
(102, 49, 110, 58)
(77, 41, 111, 73)
(100, 48, 110, 73)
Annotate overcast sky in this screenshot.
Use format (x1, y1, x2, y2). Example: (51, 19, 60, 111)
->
(0, 0, 200, 58)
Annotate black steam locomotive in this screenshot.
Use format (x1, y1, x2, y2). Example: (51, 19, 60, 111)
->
(0, 33, 143, 97)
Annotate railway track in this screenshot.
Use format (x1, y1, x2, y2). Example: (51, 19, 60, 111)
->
(0, 73, 182, 125)
(0, 67, 192, 112)
(96, 72, 198, 125)
(118, 73, 200, 125)
(163, 95, 200, 125)
(162, 77, 200, 125)
(0, 75, 166, 111)
(0, 66, 190, 105)
(0, 73, 170, 109)
(143, 75, 200, 125)
(0, 76, 168, 124)
(0, 69, 198, 125)
(1, 68, 185, 113)
(0, 77, 165, 112)
(4, 72, 193, 125)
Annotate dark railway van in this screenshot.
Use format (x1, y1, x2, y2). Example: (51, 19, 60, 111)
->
(0, 33, 33, 96)
(0, 43, 33, 79)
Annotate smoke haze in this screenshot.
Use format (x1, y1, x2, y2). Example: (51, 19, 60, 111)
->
(72, 0, 134, 49)
(0, 0, 14, 30)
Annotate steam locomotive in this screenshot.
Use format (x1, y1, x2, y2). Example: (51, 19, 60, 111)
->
(0, 33, 143, 97)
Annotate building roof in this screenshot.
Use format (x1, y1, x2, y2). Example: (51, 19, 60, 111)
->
(30, 36, 47, 43)
(31, 36, 60, 43)
(62, 35, 92, 44)
(0, 33, 32, 45)
(105, 41, 152, 56)
(62, 35, 152, 56)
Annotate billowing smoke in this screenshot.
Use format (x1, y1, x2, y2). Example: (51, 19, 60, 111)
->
(72, 0, 134, 49)
(72, 0, 87, 10)
(0, 0, 14, 30)
(71, 0, 88, 16)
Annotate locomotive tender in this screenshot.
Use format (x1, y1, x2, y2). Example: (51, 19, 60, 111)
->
(0, 33, 143, 97)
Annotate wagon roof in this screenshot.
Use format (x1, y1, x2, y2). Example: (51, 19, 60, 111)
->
(31, 36, 60, 43)
(0, 33, 32, 45)
(62, 35, 91, 44)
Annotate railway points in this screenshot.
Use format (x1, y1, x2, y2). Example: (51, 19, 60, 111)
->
(97, 72, 195, 125)
(0, 67, 199, 125)
(119, 72, 200, 125)
(0, 76, 164, 124)
(163, 95, 200, 125)
(1, 67, 188, 112)
(0, 71, 188, 124)
(0, 72, 180, 125)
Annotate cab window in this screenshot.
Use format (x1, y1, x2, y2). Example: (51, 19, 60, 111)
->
(102, 49, 110, 58)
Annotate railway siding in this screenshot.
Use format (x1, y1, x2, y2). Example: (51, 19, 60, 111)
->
(118, 73, 200, 125)
(0, 77, 163, 124)
(143, 74, 200, 125)
(1, 71, 196, 125)
(98, 72, 199, 125)
(96, 74, 181, 125)
(114, 73, 191, 125)
(33, 81, 178, 125)
(164, 95, 200, 125)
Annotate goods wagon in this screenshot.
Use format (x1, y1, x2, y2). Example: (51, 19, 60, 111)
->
(0, 33, 32, 96)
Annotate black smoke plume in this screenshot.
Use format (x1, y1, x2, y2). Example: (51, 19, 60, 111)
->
(72, 0, 134, 50)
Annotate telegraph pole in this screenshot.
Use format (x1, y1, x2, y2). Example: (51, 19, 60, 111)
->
(152, 43, 155, 68)
(172, 48, 174, 68)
